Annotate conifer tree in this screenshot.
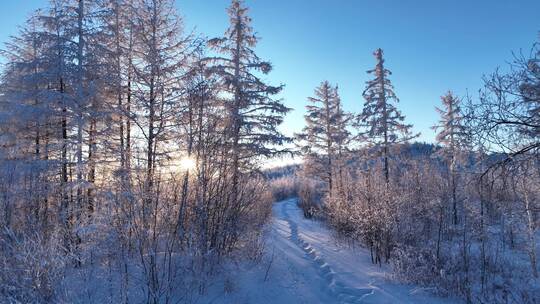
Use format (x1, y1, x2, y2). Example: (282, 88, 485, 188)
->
(97, 0, 135, 175)
(38, 0, 80, 244)
(296, 81, 350, 195)
(130, 0, 189, 195)
(432, 91, 468, 225)
(357, 48, 418, 184)
(207, 0, 290, 205)
(0, 14, 55, 228)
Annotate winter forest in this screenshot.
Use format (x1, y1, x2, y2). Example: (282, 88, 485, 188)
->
(0, 0, 538, 303)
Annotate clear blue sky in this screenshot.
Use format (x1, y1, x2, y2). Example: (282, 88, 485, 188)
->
(1, 0, 539, 143)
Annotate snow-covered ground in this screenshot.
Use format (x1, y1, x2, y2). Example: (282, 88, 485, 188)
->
(198, 199, 462, 304)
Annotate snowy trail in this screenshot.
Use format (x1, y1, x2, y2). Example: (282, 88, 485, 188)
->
(200, 198, 460, 304)
(268, 198, 461, 304)
(278, 200, 375, 304)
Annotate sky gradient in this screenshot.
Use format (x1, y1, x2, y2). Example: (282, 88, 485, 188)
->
(1, 0, 539, 145)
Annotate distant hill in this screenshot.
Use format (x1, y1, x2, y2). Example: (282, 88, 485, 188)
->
(264, 141, 513, 178)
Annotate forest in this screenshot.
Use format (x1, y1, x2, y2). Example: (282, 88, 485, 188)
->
(0, 0, 538, 303)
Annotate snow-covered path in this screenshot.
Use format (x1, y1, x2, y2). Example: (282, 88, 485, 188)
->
(200, 198, 460, 304)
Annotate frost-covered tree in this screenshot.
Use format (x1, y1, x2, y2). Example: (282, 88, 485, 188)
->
(0, 0, 106, 256)
(129, 1, 191, 300)
(69, 0, 109, 216)
(0, 14, 56, 229)
(472, 43, 540, 161)
(178, 50, 221, 254)
(432, 91, 469, 225)
(97, 0, 135, 175)
(433, 91, 469, 155)
(207, 0, 291, 205)
(469, 39, 540, 279)
(36, 0, 82, 245)
(296, 81, 350, 195)
(130, 0, 189, 193)
(0, 0, 282, 301)
(357, 48, 418, 184)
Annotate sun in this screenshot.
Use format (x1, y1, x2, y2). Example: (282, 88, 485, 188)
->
(178, 156, 197, 172)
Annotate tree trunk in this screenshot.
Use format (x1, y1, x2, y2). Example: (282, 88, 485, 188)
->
(76, 0, 86, 217)
(522, 179, 539, 278)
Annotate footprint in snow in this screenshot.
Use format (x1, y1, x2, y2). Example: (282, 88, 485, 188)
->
(280, 200, 375, 304)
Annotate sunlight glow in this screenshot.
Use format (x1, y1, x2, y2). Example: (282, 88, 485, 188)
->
(178, 156, 197, 172)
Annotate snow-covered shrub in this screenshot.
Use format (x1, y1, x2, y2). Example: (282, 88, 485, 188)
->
(391, 245, 440, 288)
(0, 228, 68, 303)
(297, 177, 324, 218)
(235, 176, 273, 261)
(392, 237, 540, 303)
(392, 241, 474, 300)
(267, 175, 299, 201)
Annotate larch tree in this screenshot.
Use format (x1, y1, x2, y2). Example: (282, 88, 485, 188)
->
(130, 1, 191, 300)
(296, 81, 350, 196)
(1, 0, 102, 249)
(432, 91, 469, 225)
(130, 0, 189, 198)
(357, 48, 418, 185)
(98, 0, 135, 176)
(332, 85, 351, 198)
(0, 13, 56, 229)
(47, 0, 109, 237)
(207, 0, 290, 227)
(70, 0, 107, 217)
(179, 49, 220, 256)
(0, 0, 284, 301)
(37, 0, 81, 247)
